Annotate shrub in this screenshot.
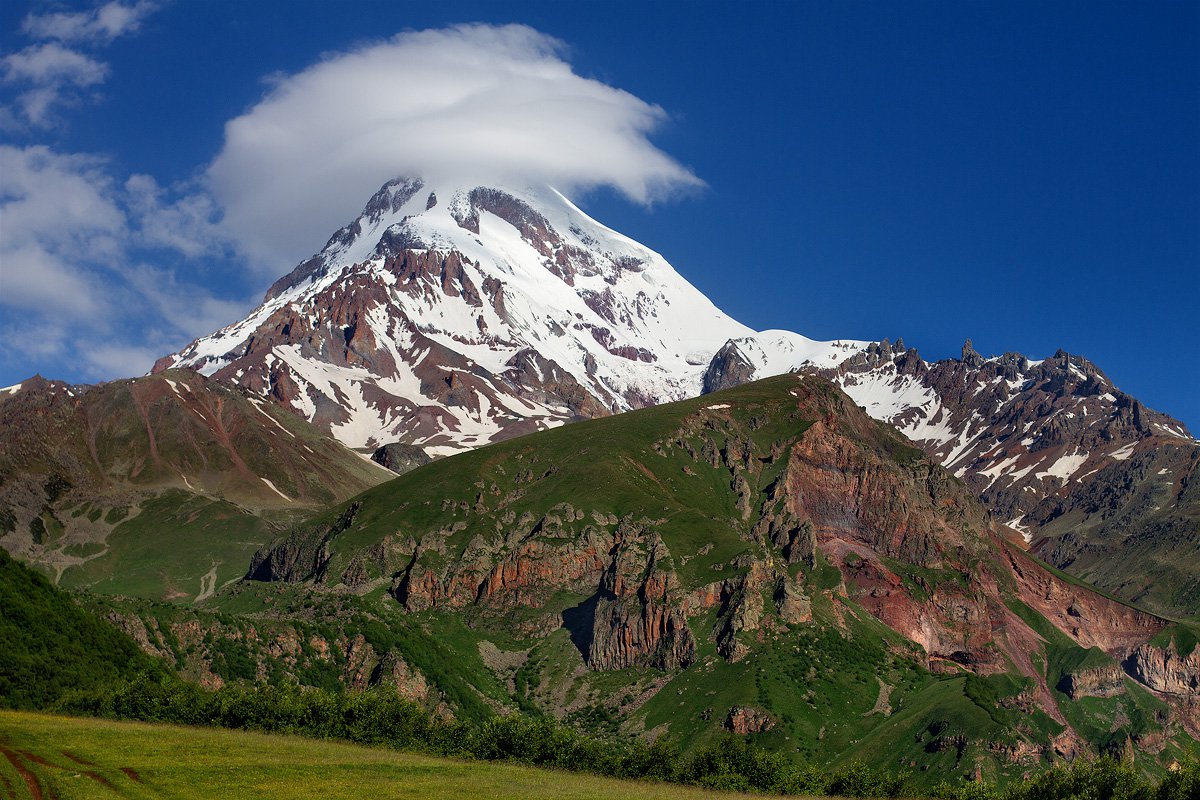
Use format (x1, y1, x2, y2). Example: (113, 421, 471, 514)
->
(1002, 757, 1151, 800)
(827, 761, 912, 798)
(1154, 753, 1199, 800)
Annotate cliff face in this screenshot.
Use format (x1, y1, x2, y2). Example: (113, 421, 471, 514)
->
(1125, 640, 1200, 696)
(244, 375, 1198, 757)
(586, 526, 695, 670)
(1059, 664, 1129, 700)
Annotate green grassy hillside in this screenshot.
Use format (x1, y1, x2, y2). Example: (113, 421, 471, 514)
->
(0, 550, 161, 710)
(205, 375, 1194, 785)
(0, 711, 764, 800)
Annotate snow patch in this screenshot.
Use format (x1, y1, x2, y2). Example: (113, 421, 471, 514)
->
(250, 400, 296, 439)
(260, 478, 292, 502)
(1035, 450, 1090, 482)
(1108, 442, 1136, 461)
(1006, 515, 1032, 544)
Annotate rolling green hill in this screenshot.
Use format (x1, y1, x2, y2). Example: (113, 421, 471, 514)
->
(112, 374, 1190, 786)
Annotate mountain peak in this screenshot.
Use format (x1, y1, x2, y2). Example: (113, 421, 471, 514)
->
(159, 176, 779, 453)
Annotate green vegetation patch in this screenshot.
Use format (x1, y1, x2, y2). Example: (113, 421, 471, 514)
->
(57, 489, 279, 601)
(0, 550, 162, 710)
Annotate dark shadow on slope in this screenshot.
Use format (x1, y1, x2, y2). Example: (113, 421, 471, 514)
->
(562, 592, 602, 663)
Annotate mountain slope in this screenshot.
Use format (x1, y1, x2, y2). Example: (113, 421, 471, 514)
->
(705, 339, 1198, 618)
(0, 370, 389, 599)
(1030, 439, 1199, 618)
(154, 177, 1196, 618)
(230, 375, 1197, 781)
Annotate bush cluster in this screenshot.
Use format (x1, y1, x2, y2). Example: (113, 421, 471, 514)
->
(58, 672, 1198, 799)
(929, 753, 1200, 800)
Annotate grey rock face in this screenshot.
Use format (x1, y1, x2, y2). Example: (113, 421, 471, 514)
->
(371, 443, 432, 475)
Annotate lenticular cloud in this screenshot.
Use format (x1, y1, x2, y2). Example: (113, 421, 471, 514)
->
(207, 24, 702, 274)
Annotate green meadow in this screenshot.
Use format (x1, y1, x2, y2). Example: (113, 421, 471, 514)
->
(0, 710, 778, 800)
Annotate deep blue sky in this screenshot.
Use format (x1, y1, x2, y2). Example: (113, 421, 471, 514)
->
(1, 1, 1197, 431)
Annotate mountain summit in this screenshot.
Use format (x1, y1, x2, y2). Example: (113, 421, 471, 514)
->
(157, 178, 866, 454)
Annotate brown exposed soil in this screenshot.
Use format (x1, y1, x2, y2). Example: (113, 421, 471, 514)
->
(60, 751, 95, 766)
(0, 745, 46, 800)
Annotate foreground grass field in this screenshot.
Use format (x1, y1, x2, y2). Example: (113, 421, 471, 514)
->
(0, 711, 787, 800)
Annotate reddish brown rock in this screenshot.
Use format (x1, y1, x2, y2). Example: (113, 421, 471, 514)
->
(725, 705, 776, 734)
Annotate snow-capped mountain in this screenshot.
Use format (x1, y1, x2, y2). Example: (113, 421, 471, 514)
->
(702, 334, 1199, 617)
(157, 178, 869, 455)
(157, 175, 1196, 614)
(158, 177, 1195, 479)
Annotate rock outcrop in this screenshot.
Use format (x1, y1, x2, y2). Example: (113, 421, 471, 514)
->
(1058, 664, 1127, 699)
(584, 527, 695, 671)
(1124, 640, 1200, 696)
(371, 442, 432, 475)
(726, 705, 776, 734)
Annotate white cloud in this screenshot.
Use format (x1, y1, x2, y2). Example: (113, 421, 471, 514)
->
(207, 23, 702, 274)
(22, 1, 156, 45)
(0, 145, 125, 252)
(125, 174, 227, 258)
(0, 244, 103, 317)
(1, 42, 109, 127)
(115, 261, 253, 336)
(2, 42, 108, 86)
(2, 2, 155, 128)
(0, 145, 251, 382)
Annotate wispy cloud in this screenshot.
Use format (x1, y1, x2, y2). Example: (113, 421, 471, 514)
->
(2, 42, 109, 86)
(0, 145, 247, 382)
(2, 1, 155, 129)
(0, 3, 251, 383)
(22, 1, 156, 45)
(207, 23, 702, 274)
